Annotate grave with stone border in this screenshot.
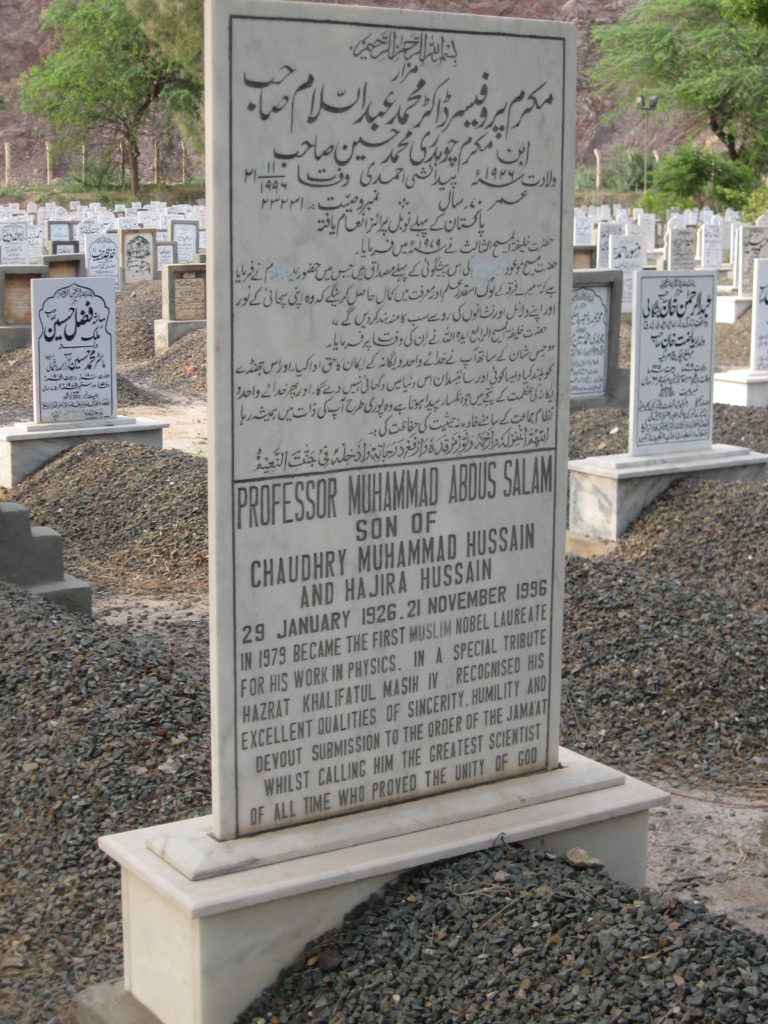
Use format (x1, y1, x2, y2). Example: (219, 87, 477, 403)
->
(568, 270, 768, 541)
(153, 261, 207, 354)
(713, 257, 768, 406)
(0, 277, 166, 487)
(94, 6, 668, 1024)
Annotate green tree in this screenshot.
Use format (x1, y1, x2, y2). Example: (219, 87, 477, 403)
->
(20, 0, 201, 194)
(721, 0, 768, 26)
(591, 0, 768, 170)
(125, 0, 203, 145)
(646, 143, 759, 209)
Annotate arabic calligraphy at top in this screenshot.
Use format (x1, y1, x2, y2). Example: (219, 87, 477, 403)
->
(31, 278, 117, 423)
(630, 273, 716, 454)
(230, 21, 569, 477)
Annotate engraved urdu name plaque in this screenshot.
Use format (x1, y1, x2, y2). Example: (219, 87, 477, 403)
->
(208, 0, 575, 840)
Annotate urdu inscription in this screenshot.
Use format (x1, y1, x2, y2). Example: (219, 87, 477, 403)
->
(629, 271, 716, 456)
(209, 0, 574, 839)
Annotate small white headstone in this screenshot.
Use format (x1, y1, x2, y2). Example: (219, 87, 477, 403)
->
(0, 221, 27, 263)
(666, 226, 696, 271)
(570, 285, 610, 396)
(595, 222, 622, 270)
(31, 277, 117, 422)
(169, 219, 198, 263)
(85, 234, 120, 292)
(608, 235, 643, 311)
(629, 271, 716, 456)
(698, 222, 722, 271)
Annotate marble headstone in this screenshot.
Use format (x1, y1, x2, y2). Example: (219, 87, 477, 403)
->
(608, 234, 643, 311)
(85, 234, 120, 292)
(629, 271, 716, 456)
(31, 277, 117, 422)
(208, 0, 575, 840)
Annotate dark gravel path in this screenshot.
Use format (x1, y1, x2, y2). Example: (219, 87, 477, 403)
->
(0, 289, 767, 1023)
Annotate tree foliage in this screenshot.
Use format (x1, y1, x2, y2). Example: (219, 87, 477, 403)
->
(20, 0, 201, 194)
(591, 0, 768, 170)
(125, 0, 204, 147)
(721, 0, 768, 26)
(645, 143, 759, 210)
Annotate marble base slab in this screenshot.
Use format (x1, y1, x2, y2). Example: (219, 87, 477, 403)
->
(715, 294, 751, 323)
(0, 417, 167, 486)
(712, 369, 768, 407)
(98, 749, 667, 1024)
(154, 319, 206, 356)
(568, 444, 768, 541)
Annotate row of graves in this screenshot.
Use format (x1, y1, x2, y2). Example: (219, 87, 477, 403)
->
(84, 5, 678, 1024)
(569, 204, 768, 542)
(572, 200, 768, 406)
(0, 202, 211, 485)
(0, 197, 207, 358)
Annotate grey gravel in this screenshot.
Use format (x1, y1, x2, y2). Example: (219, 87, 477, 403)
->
(0, 292, 767, 1023)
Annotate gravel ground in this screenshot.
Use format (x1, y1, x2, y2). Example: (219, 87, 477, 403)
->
(0, 285, 767, 1023)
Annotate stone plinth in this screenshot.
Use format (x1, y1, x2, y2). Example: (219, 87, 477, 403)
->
(712, 370, 768, 407)
(716, 294, 751, 324)
(97, 749, 667, 1024)
(568, 444, 768, 541)
(153, 318, 206, 355)
(0, 417, 167, 487)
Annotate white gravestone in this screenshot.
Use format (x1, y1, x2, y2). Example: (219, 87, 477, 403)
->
(750, 258, 768, 372)
(736, 225, 768, 298)
(122, 229, 157, 285)
(573, 215, 593, 246)
(0, 222, 27, 264)
(208, 0, 574, 841)
(666, 226, 696, 271)
(698, 222, 722, 271)
(595, 221, 622, 269)
(570, 285, 610, 397)
(608, 234, 643, 311)
(31, 277, 116, 422)
(629, 271, 716, 455)
(168, 219, 198, 263)
(85, 234, 120, 293)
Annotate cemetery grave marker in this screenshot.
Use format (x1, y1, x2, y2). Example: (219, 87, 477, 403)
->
(121, 228, 157, 286)
(154, 262, 207, 353)
(570, 269, 625, 406)
(629, 272, 715, 455)
(167, 218, 199, 263)
(569, 269, 768, 540)
(665, 225, 696, 271)
(0, 273, 166, 484)
(0, 222, 28, 264)
(31, 278, 117, 422)
(713, 257, 768, 406)
(608, 234, 643, 312)
(85, 235, 120, 293)
(95, 7, 669, 1024)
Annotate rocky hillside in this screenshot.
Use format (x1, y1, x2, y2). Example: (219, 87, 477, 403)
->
(0, 0, 692, 187)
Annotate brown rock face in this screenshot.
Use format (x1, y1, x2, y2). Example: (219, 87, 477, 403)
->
(0, 0, 688, 187)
